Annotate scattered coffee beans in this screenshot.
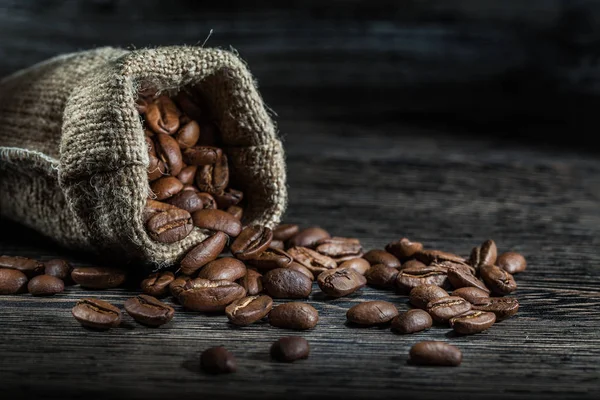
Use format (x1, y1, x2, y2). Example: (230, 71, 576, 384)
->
(178, 278, 246, 312)
(470, 297, 519, 321)
(449, 310, 496, 335)
(385, 238, 423, 261)
(237, 268, 263, 295)
(200, 347, 237, 374)
(197, 257, 246, 282)
(0, 255, 43, 277)
(409, 285, 449, 310)
(27, 275, 64, 296)
(124, 295, 175, 327)
(141, 271, 175, 298)
(468, 239, 497, 271)
(496, 252, 527, 274)
(317, 267, 366, 298)
(338, 258, 370, 275)
(0, 268, 28, 294)
(262, 268, 313, 299)
(71, 267, 126, 289)
(426, 296, 472, 323)
(225, 295, 273, 326)
(230, 225, 273, 260)
(451, 287, 490, 304)
(396, 264, 448, 293)
(363, 249, 401, 269)
(409, 341, 462, 366)
(43, 259, 72, 282)
(346, 301, 399, 325)
(391, 309, 433, 334)
(270, 337, 310, 362)
(71, 298, 121, 330)
(286, 227, 330, 248)
(269, 302, 318, 330)
(364, 264, 399, 288)
(480, 264, 517, 295)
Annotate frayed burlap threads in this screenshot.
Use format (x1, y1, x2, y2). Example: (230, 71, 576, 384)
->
(0, 46, 287, 266)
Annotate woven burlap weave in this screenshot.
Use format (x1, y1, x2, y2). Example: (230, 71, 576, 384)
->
(0, 47, 287, 266)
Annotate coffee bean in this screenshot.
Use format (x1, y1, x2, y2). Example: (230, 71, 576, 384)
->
(43, 259, 72, 282)
(317, 267, 366, 298)
(468, 239, 497, 270)
(496, 252, 527, 274)
(0, 268, 28, 294)
(178, 278, 246, 312)
(176, 165, 197, 185)
(426, 296, 472, 323)
(479, 264, 517, 295)
(169, 276, 191, 298)
(451, 287, 490, 304)
(391, 309, 433, 334)
(414, 250, 466, 265)
(446, 266, 490, 293)
(71, 267, 126, 289)
(409, 341, 462, 366)
(273, 224, 300, 242)
(147, 154, 167, 181)
(270, 337, 310, 362)
(470, 297, 519, 321)
(0, 255, 44, 278)
(27, 275, 64, 296)
(197, 257, 247, 281)
(433, 260, 476, 276)
(364, 264, 399, 288)
(225, 295, 273, 326)
(175, 120, 200, 149)
(124, 294, 175, 327)
(286, 227, 330, 249)
(346, 301, 398, 325)
(269, 302, 318, 330)
(449, 310, 496, 334)
(180, 231, 228, 275)
(183, 146, 222, 166)
(385, 238, 423, 261)
(338, 257, 370, 275)
(314, 237, 363, 259)
(146, 208, 193, 243)
(363, 249, 401, 268)
(141, 271, 175, 298)
(195, 153, 229, 194)
(143, 199, 177, 222)
(245, 248, 293, 271)
(287, 246, 337, 277)
(165, 191, 206, 213)
(201, 347, 237, 374)
(287, 262, 315, 281)
(409, 285, 449, 310)
(71, 298, 121, 330)
(269, 240, 285, 250)
(237, 268, 263, 295)
(213, 188, 244, 209)
(263, 268, 313, 299)
(155, 133, 184, 176)
(226, 205, 244, 220)
(398, 259, 427, 271)
(191, 209, 242, 237)
(150, 176, 184, 200)
(396, 264, 449, 293)
(230, 225, 273, 260)
(145, 95, 181, 135)
(197, 192, 217, 209)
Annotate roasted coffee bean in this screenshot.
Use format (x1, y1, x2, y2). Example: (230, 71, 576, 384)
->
(183, 146, 222, 166)
(0, 268, 28, 294)
(470, 297, 519, 321)
(449, 310, 496, 334)
(169, 276, 191, 298)
(409, 285, 449, 310)
(197, 192, 217, 209)
(155, 133, 184, 176)
(182, 184, 200, 192)
(178, 279, 246, 312)
(447, 266, 490, 293)
(286, 227, 330, 249)
(346, 301, 398, 325)
(146, 209, 193, 243)
(385, 238, 423, 261)
(269, 240, 285, 250)
(143, 199, 176, 222)
(145, 135, 156, 156)
(245, 248, 293, 270)
(72, 298, 121, 330)
(270, 337, 310, 362)
(317, 267, 366, 298)
(176, 165, 197, 185)
(147, 154, 167, 181)
(398, 259, 427, 271)
(141, 271, 175, 298)
(150, 176, 184, 200)
(180, 231, 229, 275)
(480, 264, 517, 295)
(314, 237, 363, 259)
(195, 153, 229, 194)
(175, 120, 200, 149)
(269, 302, 319, 330)
(273, 224, 300, 242)
(124, 294, 175, 327)
(166, 191, 205, 213)
(396, 264, 449, 293)
(363, 249, 401, 268)
(28, 275, 64, 296)
(71, 267, 126, 289)
(197, 257, 247, 281)
(426, 296, 472, 323)
(496, 252, 527, 274)
(414, 250, 466, 265)
(226, 205, 244, 220)
(237, 268, 263, 295)
(287, 262, 315, 281)
(451, 287, 490, 304)
(263, 268, 313, 299)
(201, 347, 237, 374)
(230, 225, 273, 260)
(0, 255, 44, 277)
(409, 341, 462, 366)
(225, 295, 273, 326)
(145, 95, 181, 135)
(191, 209, 242, 237)
(391, 309, 433, 334)
(434, 260, 477, 276)
(213, 188, 243, 209)
(338, 257, 370, 275)
(43, 259, 72, 282)
(364, 264, 399, 288)
(468, 239, 497, 270)
(287, 246, 337, 277)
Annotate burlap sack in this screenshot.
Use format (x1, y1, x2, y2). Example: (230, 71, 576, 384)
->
(0, 46, 287, 266)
